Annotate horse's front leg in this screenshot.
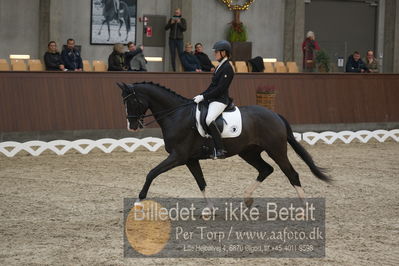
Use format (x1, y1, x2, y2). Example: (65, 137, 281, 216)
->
(118, 19, 123, 37)
(138, 153, 182, 201)
(107, 21, 111, 41)
(186, 159, 215, 214)
(98, 20, 106, 35)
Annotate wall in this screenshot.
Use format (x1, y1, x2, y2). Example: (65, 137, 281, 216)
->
(190, 0, 285, 60)
(0, 0, 40, 59)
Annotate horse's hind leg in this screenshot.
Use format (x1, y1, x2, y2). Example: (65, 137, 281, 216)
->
(186, 159, 215, 211)
(239, 149, 274, 207)
(267, 149, 306, 200)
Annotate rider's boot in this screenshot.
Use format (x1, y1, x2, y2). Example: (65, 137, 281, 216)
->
(208, 121, 227, 159)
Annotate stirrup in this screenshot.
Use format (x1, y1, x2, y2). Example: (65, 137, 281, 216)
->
(211, 149, 227, 160)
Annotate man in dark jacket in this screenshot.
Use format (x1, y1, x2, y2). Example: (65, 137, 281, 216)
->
(346, 51, 368, 73)
(194, 43, 215, 72)
(181, 43, 202, 72)
(124, 42, 142, 70)
(165, 8, 186, 71)
(61, 38, 83, 71)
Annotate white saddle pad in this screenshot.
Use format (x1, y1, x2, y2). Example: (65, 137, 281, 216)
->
(195, 105, 242, 138)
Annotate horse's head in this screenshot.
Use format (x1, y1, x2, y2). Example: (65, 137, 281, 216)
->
(118, 83, 149, 132)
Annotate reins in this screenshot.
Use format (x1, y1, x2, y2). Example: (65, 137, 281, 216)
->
(124, 92, 193, 127)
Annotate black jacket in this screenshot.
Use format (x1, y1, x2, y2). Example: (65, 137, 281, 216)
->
(108, 51, 125, 71)
(248, 56, 265, 72)
(181, 51, 201, 72)
(165, 17, 186, 40)
(195, 52, 214, 72)
(202, 60, 234, 105)
(61, 48, 83, 70)
(346, 55, 368, 73)
(44, 52, 64, 71)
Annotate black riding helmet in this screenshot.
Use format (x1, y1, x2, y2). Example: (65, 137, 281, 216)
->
(212, 40, 231, 55)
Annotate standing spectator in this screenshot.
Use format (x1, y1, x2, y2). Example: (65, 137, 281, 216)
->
(43, 41, 65, 71)
(61, 38, 83, 71)
(181, 42, 202, 72)
(302, 31, 320, 72)
(108, 43, 127, 71)
(346, 51, 368, 73)
(165, 8, 187, 72)
(364, 50, 379, 73)
(194, 43, 215, 72)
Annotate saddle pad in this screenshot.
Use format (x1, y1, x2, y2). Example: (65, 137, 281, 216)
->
(195, 105, 242, 138)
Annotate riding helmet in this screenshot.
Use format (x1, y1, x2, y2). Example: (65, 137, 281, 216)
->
(212, 40, 231, 53)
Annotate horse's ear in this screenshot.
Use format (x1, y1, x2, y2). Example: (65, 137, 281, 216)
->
(116, 82, 124, 91)
(122, 82, 130, 91)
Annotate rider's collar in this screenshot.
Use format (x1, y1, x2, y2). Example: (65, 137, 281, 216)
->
(215, 57, 228, 73)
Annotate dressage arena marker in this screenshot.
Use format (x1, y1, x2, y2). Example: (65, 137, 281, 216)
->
(0, 130, 398, 157)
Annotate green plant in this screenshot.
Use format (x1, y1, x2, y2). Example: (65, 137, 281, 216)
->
(315, 49, 330, 72)
(228, 22, 247, 42)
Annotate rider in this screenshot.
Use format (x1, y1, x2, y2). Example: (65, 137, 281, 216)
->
(113, 0, 120, 20)
(193, 40, 234, 159)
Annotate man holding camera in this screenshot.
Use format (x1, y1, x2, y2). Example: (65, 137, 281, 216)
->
(165, 8, 187, 72)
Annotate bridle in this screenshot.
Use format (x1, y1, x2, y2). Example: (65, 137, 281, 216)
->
(123, 89, 193, 127)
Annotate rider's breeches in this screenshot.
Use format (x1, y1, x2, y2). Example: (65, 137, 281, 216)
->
(206, 101, 227, 126)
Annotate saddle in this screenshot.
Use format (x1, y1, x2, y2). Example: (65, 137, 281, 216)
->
(198, 101, 236, 134)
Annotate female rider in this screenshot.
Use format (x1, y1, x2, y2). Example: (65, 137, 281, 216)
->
(193, 40, 234, 159)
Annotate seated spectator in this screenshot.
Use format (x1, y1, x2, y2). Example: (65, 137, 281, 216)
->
(44, 41, 65, 71)
(181, 42, 201, 72)
(364, 50, 379, 73)
(108, 43, 127, 71)
(194, 43, 214, 72)
(125, 42, 139, 69)
(346, 51, 368, 73)
(61, 38, 83, 71)
(125, 42, 147, 71)
(130, 45, 147, 72)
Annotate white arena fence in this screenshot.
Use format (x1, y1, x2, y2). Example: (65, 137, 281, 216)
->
(0, 130, 398, 158)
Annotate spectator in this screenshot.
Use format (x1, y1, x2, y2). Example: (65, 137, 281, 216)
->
(130, 44, 147, 72)
(302, 31, 320, 72)
(194, 43, 215, 72)
(346, 51, 368, 73)
(43, 41, 65, 71)
(364, 50, 379, 73)
(165, 8, 187, 72)
(125, 42, 145, 70)
(181, 42, 202, 72)
(108, 43, 127, 71)
(61, 38, 83, 71)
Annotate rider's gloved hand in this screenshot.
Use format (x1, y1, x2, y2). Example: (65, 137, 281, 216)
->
(193, 95, 204, 103)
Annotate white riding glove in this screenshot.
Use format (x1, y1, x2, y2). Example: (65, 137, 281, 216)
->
(193, 95, 204, 103)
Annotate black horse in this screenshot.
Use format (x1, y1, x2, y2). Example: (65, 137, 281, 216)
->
(119, 82, 331, 208)
(98, 0, 131, 42)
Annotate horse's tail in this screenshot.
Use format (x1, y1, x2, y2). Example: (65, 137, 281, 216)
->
(278, 114, 332, 183)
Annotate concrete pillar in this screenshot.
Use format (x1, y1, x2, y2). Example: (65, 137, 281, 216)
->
(283, 0, 305, 70)
(394, 1, 399, 73)
(39, 0, 50, 58)
(383, 0, 396, 73)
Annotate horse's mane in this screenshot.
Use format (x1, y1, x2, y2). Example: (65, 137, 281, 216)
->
(132, 81, 190, 102)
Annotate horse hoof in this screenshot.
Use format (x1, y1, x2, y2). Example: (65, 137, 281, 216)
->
(244, 197, 253, 208)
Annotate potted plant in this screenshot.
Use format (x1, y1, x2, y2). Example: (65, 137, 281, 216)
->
(256, 85, 277, 111)
(220, 1, 254, 61)
(315, 49, 330, 72)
